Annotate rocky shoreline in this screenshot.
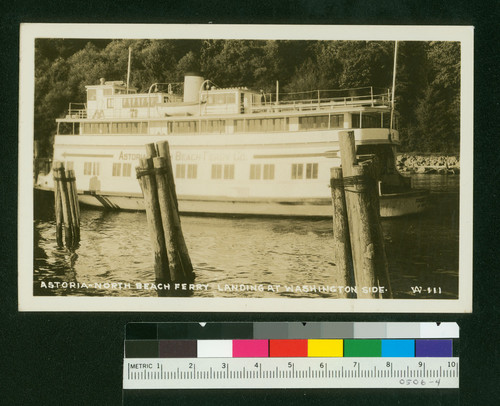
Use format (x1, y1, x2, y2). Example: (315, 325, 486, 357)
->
(396, 153, 460, 174)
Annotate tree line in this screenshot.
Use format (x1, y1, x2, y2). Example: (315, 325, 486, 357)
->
(35, 39, 460, 156)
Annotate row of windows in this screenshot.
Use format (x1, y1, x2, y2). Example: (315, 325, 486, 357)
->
(83, 162, 100, 176)
(299, 115, 343, 130)
(112, 163, 132, 177)
(82, 122, 149, 135)
(211, 164, 235, 180)
(250, 164, 275, 180)
(176, 164, 198, 179)
(62, 112, 397, 136)
(291, 163, 318, 179)
(87, 88, 129, 101)
(71, 161, 319, 181)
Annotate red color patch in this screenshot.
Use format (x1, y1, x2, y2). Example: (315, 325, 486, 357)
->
(269, 340, 308, 357)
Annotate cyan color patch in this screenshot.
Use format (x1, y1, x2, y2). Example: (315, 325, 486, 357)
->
(381, 340, 415, 357)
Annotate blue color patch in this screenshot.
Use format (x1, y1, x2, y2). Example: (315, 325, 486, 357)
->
(381, 340, 415, 357)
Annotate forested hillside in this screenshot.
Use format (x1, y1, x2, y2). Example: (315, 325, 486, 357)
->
(34, 39, 460, 156)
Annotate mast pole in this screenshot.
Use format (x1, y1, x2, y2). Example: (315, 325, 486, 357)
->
(389, 41, 398, 137)
(126, 46, 132, 94)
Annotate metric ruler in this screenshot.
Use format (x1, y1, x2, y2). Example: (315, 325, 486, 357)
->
(123, 357, 458, 389)
(123, 322, 459, 390)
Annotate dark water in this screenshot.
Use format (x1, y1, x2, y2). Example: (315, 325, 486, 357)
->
(34, 174, 460, 299)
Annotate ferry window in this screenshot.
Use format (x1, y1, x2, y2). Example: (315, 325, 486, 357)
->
(176, 164, 186, 178)
(201, 120, 223, 133)
(123, 163, 132, 177)
(187, 164, 197, 179)
(107, 98, 114, 108)
(291, 163, 303, 179)
(101, 123, 108, 133)
(140, 122, 148, 134)
(248, 119, 257, 132)
(93, 162, 100, 176)
(103, 88, 113, 96)
(330, 114, 344, 128)
(299, 115, 329, 130)
(84, 162, 92, 175)
(58, 122, 74, 135)
(211, 164, 222, 179)
(112, 163, 122, 177)
(123, 98, 130, 108)
(235, 119, 245, 132)
(361, 113, 382, 129)
(273, 118, 285, 131)
(91, 123, 99, 134)
(226, 94, 236, 104)
(351, 113, 361, 128)
(383, 113, 390, 129)
(250, 164, 261, 180)
(83, 123, 91, 134)
(65, 161, 74, 171)
(87, 89, 96, 101)
(263, 164, 275, 180)
(306, 163, 318, 179)
(224, 164, 235, 180)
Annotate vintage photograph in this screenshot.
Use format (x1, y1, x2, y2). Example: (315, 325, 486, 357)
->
(19, 24, 473, 312)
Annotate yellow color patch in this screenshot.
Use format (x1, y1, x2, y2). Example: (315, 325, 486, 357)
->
(308, 339, 343, 357)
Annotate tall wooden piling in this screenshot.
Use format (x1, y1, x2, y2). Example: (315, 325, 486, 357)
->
(156, 140, 193, 278)
(54, 163, 73, 247)
(68, 169, 81, 241)
(136, 157, 170, 288)
(153, 156, 194, 283)
(338, 131, 392, 298)
(156, 141, 179, 210)
(53, 162, 80, 249)
(330, 167, 355, 298)
(65, 169, 79, 243)
(53, 163, 64, 247)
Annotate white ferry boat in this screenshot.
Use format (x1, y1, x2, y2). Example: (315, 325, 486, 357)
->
(35, 73, 428, 217)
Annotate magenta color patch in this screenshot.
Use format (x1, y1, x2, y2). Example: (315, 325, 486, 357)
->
(232, 340, 269, 357)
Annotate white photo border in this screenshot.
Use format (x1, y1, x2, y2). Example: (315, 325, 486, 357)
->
(19, 24, 473, 312)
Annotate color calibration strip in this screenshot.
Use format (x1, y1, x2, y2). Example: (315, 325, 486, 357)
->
(123, 322, 458, 389)
(126, 322, 460, 340)
(125, 338, 454, 358)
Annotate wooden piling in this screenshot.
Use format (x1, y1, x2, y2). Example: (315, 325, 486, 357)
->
(145, 142, 158, 158)
(156, 141, 179, 210)
(54, 163, 74, 248)
(153, 156, 194, 283)
(339, 131, 392, 298)
(65, 170, 80, 245)
(136, 157, 170, 287)
(68, 169, 81, 241)
(53, 162, 64, 247)
(53, 163, 81, 249)
(156, 141, 194, 281)
(330, 167, 355, 298)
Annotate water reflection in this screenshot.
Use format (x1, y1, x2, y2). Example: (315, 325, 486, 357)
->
(33, 174, 460, 299)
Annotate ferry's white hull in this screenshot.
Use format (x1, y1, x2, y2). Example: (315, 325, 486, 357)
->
(34, 127, 429, 218)
(36, 186, 429, 218)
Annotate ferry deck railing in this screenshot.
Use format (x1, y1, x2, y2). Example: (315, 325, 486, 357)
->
(66, 103, 87, 119)
(251, 92, 392, 114)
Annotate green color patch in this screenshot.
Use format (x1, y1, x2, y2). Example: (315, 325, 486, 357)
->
(344, 340, 382, 357)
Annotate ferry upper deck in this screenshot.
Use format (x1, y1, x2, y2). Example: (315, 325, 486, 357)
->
(55, 74, 399, 141)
